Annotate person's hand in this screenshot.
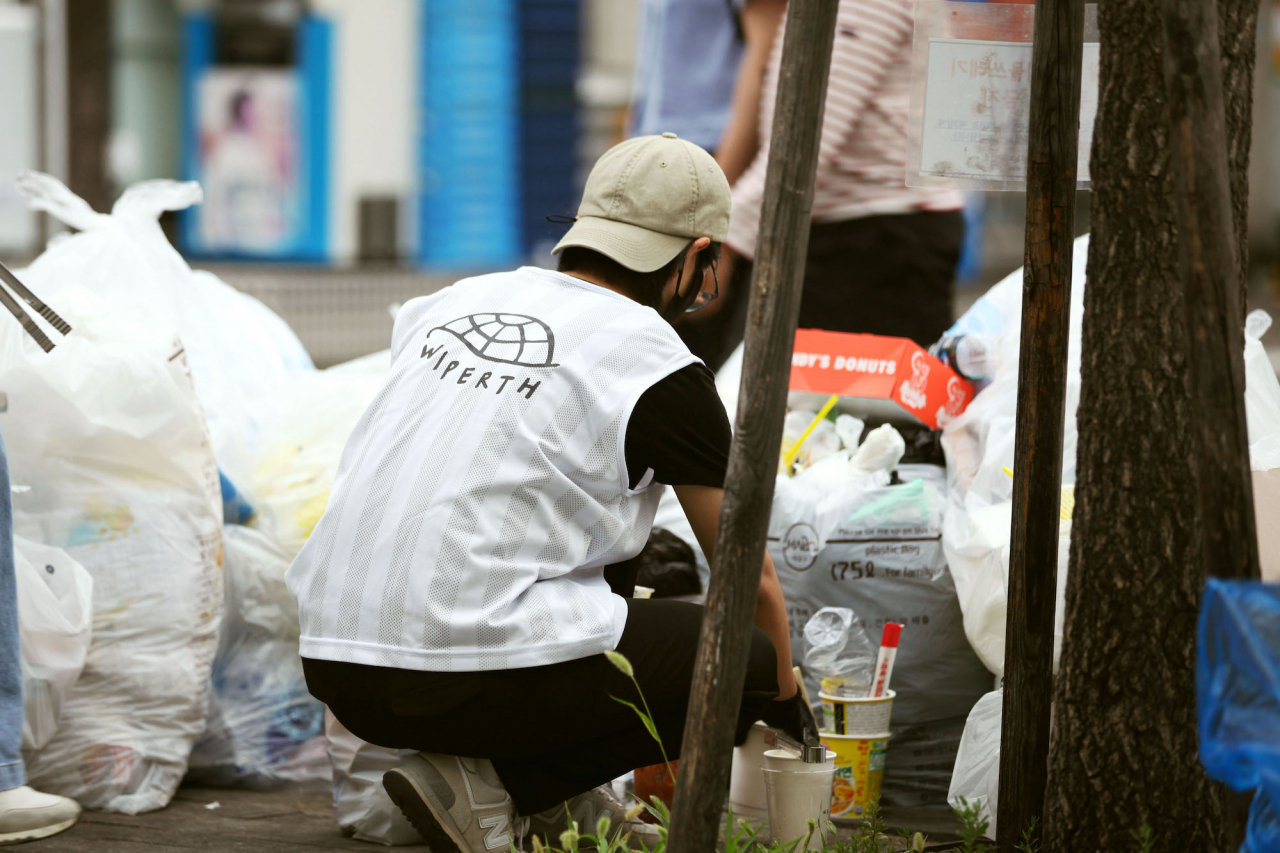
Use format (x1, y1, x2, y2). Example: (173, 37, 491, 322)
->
(761, 691, 819, 746)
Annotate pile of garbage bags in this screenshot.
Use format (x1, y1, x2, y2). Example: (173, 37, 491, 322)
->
(768, 422, 991, 807)
(941, 236, 1280, 829)
(660, 344, 993, 809)
(1, 174, 396, 825)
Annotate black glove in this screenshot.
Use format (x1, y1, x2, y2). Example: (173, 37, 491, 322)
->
(761, 691, 819, 746)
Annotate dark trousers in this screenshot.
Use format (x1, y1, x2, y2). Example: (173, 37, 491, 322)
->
(798, 210, 964, 346)
(303, 599, 780, 815)
(675, 209, 965, 369)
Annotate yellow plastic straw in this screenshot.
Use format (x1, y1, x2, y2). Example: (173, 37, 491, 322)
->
(783, 394, 840, 472)
(1001, 466, 1074, 520)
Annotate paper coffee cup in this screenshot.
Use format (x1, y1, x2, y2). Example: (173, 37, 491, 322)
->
(819, 732, 890, 819)
(820, 689, 894, 736)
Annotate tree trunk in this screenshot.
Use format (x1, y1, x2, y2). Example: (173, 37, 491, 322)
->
(1041, 2, 1259, 852)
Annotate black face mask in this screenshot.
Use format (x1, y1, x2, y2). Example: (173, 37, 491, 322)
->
(661, 251, 701, 322)
(660, 245, 720, 323)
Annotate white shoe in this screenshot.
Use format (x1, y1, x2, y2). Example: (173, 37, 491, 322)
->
(383, 753, 525, 852)
(0, 786, 80, 846)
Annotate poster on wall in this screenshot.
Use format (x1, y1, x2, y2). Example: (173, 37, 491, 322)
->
(195, 69, 302, 255)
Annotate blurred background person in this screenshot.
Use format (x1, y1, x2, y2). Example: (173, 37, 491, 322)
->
(711, 0, 966, 357)
(627, 0, 786, 368)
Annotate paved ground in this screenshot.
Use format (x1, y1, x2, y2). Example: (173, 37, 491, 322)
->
(17, 783, 968, 852)
(21, 784, 429, 853)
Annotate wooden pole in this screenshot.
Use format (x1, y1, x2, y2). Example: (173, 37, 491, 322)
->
(1159, 2, 1260, 847)
(996, 0, 1085, 848)
(664, 0, 839, 850)
(66, 0, 112, 213)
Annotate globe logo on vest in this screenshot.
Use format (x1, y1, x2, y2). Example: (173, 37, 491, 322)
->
(431, 313, 559, 368)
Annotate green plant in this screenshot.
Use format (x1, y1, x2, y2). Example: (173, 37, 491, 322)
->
(1013, 815, 1039, 853)
(605, 651, 675, 783)
(1130, 821, 1154, 853)
(721, 805, 766, 853)
(952, 797, 991, 853)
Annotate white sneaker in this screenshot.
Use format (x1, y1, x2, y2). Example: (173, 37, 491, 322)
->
(527, 785, 662, 851)
(383, 753, 525, 852)
(0, 786, 80, 846)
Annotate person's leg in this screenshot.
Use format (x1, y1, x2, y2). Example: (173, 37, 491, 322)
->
(796, 211, 966, 346)
(491, 605, 780, 814)
(303, 599, 780, 815)
(0, 429, 81, 845)
(0, 430, 22, 793)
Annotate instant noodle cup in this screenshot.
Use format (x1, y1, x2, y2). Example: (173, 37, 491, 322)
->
(820, 732, 889, 819)
(821, 689, 894, 736)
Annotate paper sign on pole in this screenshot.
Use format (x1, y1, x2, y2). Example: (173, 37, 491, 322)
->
(907, 1, 1100, 191)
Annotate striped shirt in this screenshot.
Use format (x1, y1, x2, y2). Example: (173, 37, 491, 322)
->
(726, 0, 963, 259)
(285, 268, 699, 672)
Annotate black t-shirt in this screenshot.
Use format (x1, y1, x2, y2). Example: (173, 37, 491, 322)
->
(624, 363, 732, 489)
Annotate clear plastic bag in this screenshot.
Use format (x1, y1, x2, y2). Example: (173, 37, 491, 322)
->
(803, 607, 876, 695)
(14, 536, 93, 751)
(187, 526, 328, 787)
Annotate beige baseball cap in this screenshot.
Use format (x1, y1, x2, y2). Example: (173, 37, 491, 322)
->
(552, 132, 731, 273)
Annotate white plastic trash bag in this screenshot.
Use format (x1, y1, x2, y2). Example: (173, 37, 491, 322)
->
(941, 238, 1279, 671)
(948, 688, 1002, 838)
(188, 526, 328, 787)
(3, 286, 224, 814)
(940, 237, 1088, 677)
(249, 351, 391, 559)
(16, 171, 313, 491)
(326, 711, 420, 846)
(15, 537, 93, 751)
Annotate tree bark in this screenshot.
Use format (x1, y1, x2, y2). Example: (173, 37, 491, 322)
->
(1041, 2, 1259, 852)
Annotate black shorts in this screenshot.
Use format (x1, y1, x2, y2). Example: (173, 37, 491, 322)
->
(303, 598, 780, 814)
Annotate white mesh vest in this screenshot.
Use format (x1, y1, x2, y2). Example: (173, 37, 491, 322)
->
(286, 267, 700, 671)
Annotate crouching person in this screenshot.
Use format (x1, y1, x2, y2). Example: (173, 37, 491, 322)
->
(287, 134, 815, 852)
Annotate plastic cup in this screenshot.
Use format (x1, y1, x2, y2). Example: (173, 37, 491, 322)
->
(820, 732, 890, 819)
(729, 721, 771, 816)
(820, 689, 895, 736)
(762, 764, 835, 851)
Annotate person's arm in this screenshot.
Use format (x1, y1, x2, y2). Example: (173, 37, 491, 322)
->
(715, 0, 788, 186)
(673, 483, 798, 700)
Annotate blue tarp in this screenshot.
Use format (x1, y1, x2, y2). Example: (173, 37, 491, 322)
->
(1198, 578, 1280, 852)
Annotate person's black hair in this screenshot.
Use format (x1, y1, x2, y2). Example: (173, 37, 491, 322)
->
(557, 242, 721, 311)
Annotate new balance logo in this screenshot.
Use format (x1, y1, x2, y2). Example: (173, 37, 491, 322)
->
(478, 813, 510, 850)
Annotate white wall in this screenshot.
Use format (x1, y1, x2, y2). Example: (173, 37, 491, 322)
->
(311, 0, 418, 263)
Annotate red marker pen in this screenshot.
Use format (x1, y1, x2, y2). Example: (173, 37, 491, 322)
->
(869, 623, 903, 699)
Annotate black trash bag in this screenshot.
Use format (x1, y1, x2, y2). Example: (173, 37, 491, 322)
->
(603, 528, 702, 599)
